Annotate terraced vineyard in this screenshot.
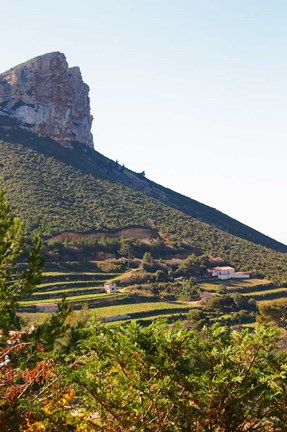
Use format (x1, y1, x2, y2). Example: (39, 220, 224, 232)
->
(18, 258, 287, 329)
(19, 270, 124, 312)
(199, 278, 287, 303)
(18, 264, 196, 326)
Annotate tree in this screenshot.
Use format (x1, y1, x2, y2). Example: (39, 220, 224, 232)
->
(119, 238, 135, 269)
(187, 308, 210, 328)
(176, 279, 200, 300)
(0, 191, 73, 430)
(0, 190, 44, 335)
(177, 253, 209, 277)
(257, 302, 287, 327)
(142, 251, 153, 263)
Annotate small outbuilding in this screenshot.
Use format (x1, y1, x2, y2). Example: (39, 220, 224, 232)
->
(208, 266, 235, 278)
(104, 282, 117, 293)
(208, 266, 249, 280)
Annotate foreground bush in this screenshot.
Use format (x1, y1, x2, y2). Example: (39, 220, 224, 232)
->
(8, 320, 285, 432)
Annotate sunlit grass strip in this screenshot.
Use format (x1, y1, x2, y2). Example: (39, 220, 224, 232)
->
(36, 280, 110, 289)
(18, 306, 193, 328)
(258, 297, 287, 305)
(19, 292, 122, 305)
(242, 287, 287, 297)
(91, 301, 192, 319)
(32, 286, 106, 296)
(107, 311, 190, 325)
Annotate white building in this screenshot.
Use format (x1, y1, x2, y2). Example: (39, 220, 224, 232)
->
(104, 282, 117, 293)
(208, 266, 249, 280)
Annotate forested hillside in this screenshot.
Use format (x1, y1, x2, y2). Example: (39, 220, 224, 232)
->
(0, 118, 286, 253)
(0, 131, 286, 284)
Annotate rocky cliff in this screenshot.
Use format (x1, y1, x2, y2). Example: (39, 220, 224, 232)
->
(0, 52, 93, 148)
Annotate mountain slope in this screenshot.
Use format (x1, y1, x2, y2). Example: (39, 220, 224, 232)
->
(1, 117, 286, 254)
(0, 124, 286, 283)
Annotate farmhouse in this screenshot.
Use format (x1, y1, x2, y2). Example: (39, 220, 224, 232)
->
(208, 266, 249, 280)
(104, 282, 117, 293)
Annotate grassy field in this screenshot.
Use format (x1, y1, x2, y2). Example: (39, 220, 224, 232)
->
(91, 301, 193, 318)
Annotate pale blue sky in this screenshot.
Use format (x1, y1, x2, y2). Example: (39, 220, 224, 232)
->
(1, 1, 286, 244)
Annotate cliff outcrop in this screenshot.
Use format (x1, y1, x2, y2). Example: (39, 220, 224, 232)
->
(0, 52, 93, 148)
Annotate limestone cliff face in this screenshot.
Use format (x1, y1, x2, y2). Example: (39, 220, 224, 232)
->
(0, 52, 94, 148)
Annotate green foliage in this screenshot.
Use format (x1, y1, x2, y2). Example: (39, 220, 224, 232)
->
(31, 299, 72, 352)
(175, 278, 200, 300)
(142, 251, 153, 262)
(227, 309, 256, 325)
(29, 321, 287, 431)
(116, 269, 153, 286)
(0, 190, 44, 335)
(204, 293, 257, 314)
(0, 194, 72, 429)
(257, 301, 287, 327)
(187, 308, 211, 328)
(176, 253, 210, 277)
